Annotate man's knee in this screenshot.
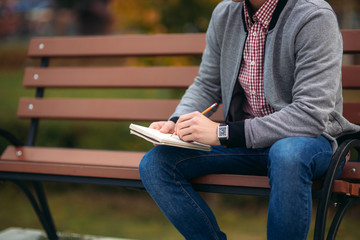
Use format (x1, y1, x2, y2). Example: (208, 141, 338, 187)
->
(140, 147, 162, 177)
(269, 137, 307, 167)
(268, 136, 332, 181)
(139, 146, 174, 184)
(268, 137, 318, 181)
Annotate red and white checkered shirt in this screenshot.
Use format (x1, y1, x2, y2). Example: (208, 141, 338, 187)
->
(238, 0, 279, 117)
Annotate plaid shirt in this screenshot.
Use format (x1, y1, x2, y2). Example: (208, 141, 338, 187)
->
(239, 0, 279, 117)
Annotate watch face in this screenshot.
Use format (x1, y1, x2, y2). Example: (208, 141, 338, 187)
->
(218, 125, 228, 139)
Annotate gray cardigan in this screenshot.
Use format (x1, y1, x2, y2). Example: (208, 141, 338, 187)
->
(170, 0, 360, 150)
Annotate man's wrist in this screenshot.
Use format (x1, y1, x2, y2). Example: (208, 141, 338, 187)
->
(219, 121, 246, 148)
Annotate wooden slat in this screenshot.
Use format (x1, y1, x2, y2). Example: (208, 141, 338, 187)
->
(193, 177, 358, 195)
(342, 30, 360, 53)
(343, 102, 360, 125)
(17, 98, 225, 122)
(23, 66, 198, 88)
(192, 174, 270, 188)
(342, 65, 360, 89)
(18, 98, 179, 121)
(1, 146, 143, 168)
(23, 66, 360, 89)
(1, 146, 356, 196)
(339, 161, 360, 181)
(17, 97, 355, 124)
(332, 180, 351, 195)
(23, 65, 360, 89)
(28, 33, 206, 57)
(192, 176, 357, 196)
(349, 183, 360, 196)
(0, 146, 142, 180)
(26, 30, 360, 57)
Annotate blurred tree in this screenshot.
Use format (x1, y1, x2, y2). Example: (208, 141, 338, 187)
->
(110, 1, 163, 33)
(155, 0, 220, 33)
(1, 0, 360, 39)
(327, 0, 360, 29)
(75, 0, 113, 35)
(109, 0, 221, 34)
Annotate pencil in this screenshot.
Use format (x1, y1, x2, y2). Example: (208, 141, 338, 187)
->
(201, 103, 218, 115)
(172, 103, 218, 136)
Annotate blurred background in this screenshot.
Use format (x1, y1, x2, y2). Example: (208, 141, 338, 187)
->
(0, 0, 359, 40)
(0, 0, 360, 239)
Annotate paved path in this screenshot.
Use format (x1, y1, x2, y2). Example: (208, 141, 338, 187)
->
(0, 228, 133, 240)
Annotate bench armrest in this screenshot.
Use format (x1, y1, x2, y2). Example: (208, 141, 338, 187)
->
(0, 129, 24, 147)
(321, 134, 360, 193)
(330, 133, 360, 179)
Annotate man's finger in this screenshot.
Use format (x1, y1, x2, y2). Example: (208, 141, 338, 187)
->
(160, 121, 175, 133)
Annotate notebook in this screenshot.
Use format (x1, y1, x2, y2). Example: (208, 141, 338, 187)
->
(129, 123, 211, 151)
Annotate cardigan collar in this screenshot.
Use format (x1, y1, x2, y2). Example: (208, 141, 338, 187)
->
(241, 0, 288, 32)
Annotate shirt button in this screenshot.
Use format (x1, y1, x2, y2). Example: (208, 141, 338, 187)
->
(252, 32, 257, 37)
(250, 90, 256, 95)
(250, 61, 255, 66)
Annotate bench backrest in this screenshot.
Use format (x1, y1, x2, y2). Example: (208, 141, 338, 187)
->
(21, 34, 221, 123)
(20, 30, 360, 148)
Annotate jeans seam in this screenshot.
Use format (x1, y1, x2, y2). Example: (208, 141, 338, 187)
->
(302, 150, 332, 239)
(169, 151, 267, 239)
(172, 156, 225, 240)
(175, 177, 220, 240)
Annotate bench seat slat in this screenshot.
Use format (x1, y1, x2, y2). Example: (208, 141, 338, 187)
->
(1, 146, 358, 196)
(192, 174, 270, 189)
(17, 98, 225, 122)
(349, 183, 360, 196)
(24, 66, 198, 88)
(1, 146, 143, 168)
(0, 161, 141, 181)
(28, 33, 205, 57)
(339, 161, 360, 181)
(0, 146, 143, 180)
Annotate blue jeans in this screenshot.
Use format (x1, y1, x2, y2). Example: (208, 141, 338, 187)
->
(139, 136, 333, 240)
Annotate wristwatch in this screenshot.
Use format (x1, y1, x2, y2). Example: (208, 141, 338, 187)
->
(217, 123, 229, 145)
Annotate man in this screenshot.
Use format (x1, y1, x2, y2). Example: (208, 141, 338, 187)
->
(139, 0, 360, 239)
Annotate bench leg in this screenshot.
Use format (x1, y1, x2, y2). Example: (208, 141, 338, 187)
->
(11, 180, 59, 240)
(313, 196, 329, 240)
(326, 197, 355, 240)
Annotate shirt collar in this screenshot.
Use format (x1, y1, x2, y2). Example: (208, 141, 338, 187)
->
(244, 0, 279, 30)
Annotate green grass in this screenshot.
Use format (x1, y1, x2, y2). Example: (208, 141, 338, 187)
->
(0, 70, 33, 118)
(1, 182, 360, 240)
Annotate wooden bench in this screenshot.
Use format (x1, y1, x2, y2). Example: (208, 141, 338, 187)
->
(0, 30, 359, 240)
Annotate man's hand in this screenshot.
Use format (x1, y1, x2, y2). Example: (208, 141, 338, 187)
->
(149, 121, 176, 134)
(175, 112, 220, 145)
